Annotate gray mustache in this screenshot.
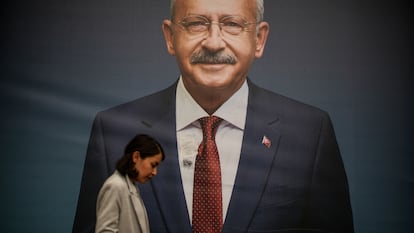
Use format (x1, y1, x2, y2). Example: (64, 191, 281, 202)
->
(190, 51, 237, 64)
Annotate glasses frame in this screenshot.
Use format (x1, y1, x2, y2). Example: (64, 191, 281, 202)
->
(172, 15, 258, 36)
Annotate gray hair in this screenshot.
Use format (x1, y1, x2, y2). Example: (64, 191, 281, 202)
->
(170, 0, 264, 22)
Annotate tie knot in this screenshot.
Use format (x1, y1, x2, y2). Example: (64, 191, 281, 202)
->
(199, 116, 223, 140)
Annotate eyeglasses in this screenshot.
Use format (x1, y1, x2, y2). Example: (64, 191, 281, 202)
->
(173, 15, 257, 36)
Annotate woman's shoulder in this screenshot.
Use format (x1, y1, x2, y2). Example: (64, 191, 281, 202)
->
(100, 171, 128, 193)
(96, 171, 129, 209)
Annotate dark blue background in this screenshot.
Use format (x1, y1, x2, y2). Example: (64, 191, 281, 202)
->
(1, 1, 413, 232)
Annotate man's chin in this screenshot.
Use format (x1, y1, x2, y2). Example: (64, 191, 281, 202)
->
(198, 77, 238, 90)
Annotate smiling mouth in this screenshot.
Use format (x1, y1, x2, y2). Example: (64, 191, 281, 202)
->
(198, 62, 227, 66)
(196, 63, 229, 71)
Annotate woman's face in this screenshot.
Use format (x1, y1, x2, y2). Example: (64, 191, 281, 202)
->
(132, 151, 163, 183)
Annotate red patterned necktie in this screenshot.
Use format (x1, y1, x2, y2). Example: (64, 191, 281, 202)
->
(192, 116, 223, 233)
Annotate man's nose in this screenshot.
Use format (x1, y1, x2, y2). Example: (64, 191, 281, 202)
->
(201, 23, 226, 52)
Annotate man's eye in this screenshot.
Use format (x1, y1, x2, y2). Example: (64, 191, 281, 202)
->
(187, 21, 206, 27)
(184, 20, 208, 32)
(222, 21, 243, 28)
(186, 21, 208, 31)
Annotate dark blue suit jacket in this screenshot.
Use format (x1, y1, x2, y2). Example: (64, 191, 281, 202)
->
(73, 80, 354, 233)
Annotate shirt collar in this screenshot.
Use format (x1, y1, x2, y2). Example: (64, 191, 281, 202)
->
(176, 76, 248, 131)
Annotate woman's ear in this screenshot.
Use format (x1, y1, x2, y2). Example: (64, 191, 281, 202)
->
(254, 21, 270, 58)
(162, 19, 176, 56)
(132, 151, 141, 163)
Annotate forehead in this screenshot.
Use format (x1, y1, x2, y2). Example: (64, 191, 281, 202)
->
(174, 0, 256, 19)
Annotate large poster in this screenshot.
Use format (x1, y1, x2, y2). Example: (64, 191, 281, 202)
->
(1, 1, 412, 233)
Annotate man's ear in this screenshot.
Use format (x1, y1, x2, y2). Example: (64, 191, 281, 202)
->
(255, 21, 270, 58)
(162, 19, 176, 56)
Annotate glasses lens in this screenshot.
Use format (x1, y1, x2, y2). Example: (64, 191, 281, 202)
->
(220, 16, 246, 35)
(181, 16, 209, 33)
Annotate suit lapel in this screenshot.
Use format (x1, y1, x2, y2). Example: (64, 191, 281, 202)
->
(223, 82, 282, 231)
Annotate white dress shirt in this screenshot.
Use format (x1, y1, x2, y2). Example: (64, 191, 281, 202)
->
(176, 77, 248, 223)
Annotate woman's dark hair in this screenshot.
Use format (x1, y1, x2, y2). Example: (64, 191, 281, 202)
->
(116, 134, 165, 178)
